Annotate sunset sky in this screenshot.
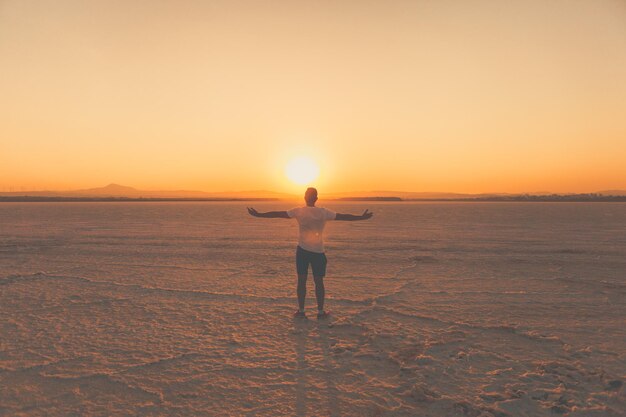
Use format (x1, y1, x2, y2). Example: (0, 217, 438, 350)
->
(1, 0, 625, 194)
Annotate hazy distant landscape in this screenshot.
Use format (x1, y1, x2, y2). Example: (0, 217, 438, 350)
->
(1, 183, 625, 202)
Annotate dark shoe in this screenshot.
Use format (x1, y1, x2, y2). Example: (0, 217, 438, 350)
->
(317, 311, 330, 320)
(293, 310, 307, 319)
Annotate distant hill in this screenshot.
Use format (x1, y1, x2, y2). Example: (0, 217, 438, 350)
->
(73, 183, 297, 199)
(75, 183, 143, 196)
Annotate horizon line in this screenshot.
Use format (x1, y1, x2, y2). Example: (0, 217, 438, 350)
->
(0, 182, 625, 197)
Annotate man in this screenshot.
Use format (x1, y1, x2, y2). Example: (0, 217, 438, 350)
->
(247, 187, 373, 319)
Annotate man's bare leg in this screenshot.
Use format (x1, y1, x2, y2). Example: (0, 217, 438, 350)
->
(313, 275, 325, 312)
(297, 273, 308, 312)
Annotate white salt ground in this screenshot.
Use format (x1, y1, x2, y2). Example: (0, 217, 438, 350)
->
(0, 202, 624, 416)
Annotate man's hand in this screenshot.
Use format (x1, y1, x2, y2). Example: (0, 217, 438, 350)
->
(361, 209, 373, 220)
(247, 207, 260, 217)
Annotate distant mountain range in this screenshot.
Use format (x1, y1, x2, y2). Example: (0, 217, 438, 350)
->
(0, 183, 625, 200)
(0, 183, 295, 199)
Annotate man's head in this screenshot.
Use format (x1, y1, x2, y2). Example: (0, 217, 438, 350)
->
(304, 187, 318, 206)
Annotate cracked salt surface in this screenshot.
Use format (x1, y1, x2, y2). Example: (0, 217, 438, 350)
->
(1, 202, 625, 416)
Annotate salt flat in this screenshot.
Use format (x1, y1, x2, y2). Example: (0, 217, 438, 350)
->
(1, 202, 624, 416)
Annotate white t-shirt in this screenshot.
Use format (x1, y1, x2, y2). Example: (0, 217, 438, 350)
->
(287, 206, 337, 253)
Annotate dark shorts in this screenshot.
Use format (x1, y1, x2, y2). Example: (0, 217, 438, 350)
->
(296, 246, 327, 277)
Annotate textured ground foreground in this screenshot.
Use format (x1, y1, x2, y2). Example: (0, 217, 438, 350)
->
(1, 202, 625, 416)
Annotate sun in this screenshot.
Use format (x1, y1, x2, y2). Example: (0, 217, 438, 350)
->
(285, 156, 320, 185)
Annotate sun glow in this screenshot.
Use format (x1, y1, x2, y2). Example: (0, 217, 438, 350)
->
(285, 156, 320, 186)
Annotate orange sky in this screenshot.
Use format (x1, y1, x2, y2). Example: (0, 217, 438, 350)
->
(1, 0, 625, 194)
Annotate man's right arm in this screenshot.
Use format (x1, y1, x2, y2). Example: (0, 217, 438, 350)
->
(247, 207, 290, 218)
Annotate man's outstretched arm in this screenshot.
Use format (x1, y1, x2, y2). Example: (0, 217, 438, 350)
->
(335, 209, 373, 221)
(247, 207, 290, 218)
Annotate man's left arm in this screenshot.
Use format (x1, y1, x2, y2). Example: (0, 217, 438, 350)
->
(334, 209, 373, 221)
